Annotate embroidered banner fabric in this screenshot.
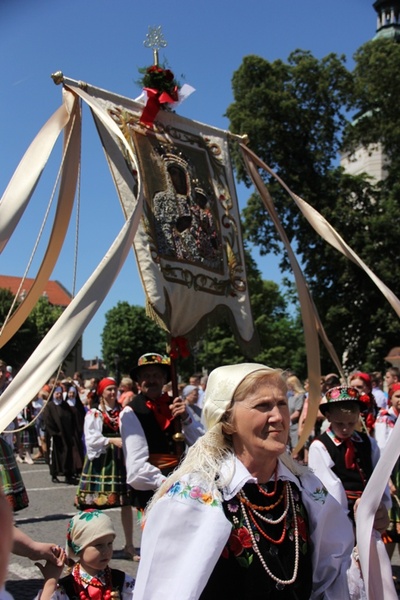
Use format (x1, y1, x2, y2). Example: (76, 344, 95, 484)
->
(77, 83, 258, 354)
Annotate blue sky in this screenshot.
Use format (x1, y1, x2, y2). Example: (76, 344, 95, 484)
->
(0, 0, 377, 359)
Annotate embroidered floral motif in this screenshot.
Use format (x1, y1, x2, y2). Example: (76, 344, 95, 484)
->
(310, 486, 328, 504)
(166, 481, 220, 507)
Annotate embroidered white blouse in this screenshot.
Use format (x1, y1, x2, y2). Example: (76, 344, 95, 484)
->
(133, 456, 365, 600)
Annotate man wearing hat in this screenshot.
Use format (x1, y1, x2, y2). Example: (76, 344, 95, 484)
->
(309, 385, 390, 524)
(120, 353, 204, 509)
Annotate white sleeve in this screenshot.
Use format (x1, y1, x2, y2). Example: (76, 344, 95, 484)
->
(181, 406, 205, 446)
(133, 480, 231, 600)
(308, 440, 348, 511)
(120, 406, 166, 491)
(84, 409, 109, 461)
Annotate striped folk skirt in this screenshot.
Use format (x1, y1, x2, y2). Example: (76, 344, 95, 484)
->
(75, 440, 131, 509)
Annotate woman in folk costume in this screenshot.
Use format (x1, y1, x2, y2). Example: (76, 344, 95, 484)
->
(133, 363, 393, 600)
(75, 378, 138, 561)
(34, 510, 135, 599)
(43, 385, 83, 484)
(375, 382, 400, 561)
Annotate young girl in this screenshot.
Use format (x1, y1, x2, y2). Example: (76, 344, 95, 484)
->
(35, 510, 135, 599)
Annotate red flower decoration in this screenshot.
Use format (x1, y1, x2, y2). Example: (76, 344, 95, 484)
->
(296, 515, 308, 542)
(169, 336, 190, 360)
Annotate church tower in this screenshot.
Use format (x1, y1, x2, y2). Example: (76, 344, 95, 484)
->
(373, 0, 400, 41)
(340, 1, 400, 180)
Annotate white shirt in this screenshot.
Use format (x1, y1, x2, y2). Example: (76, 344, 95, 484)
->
(120, 405, 205, 491)
(133, 456, 364, 600)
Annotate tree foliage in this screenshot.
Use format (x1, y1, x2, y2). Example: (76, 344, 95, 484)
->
(101, 302, 168, 377)
(226, 42, 400, 373)
(0, 289, 64, 369)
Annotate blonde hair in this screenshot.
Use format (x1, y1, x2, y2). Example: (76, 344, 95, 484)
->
(286, 375, 305, 395)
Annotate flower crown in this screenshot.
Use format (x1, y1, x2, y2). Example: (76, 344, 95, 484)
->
(137, 353, 171, 367)
(325, 385, 360, 402)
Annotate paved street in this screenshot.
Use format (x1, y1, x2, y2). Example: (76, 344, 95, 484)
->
(6, 460, 141, 599)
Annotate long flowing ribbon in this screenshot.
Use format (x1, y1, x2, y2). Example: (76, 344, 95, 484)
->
(240, 145, 325, 454)
(0, 90, 81, 347)
(0, 92, 75, 252)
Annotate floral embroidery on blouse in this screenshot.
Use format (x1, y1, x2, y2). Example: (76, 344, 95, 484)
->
(310, 486, 328, 504)
(166, 481, 221, 507)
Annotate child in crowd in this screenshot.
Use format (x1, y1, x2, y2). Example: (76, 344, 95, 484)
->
(35, 510, 135, 599)
(375, 382, 400, 560)
(308, 385, 390, 525)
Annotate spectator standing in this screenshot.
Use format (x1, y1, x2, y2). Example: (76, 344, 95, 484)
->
(370, 371, 387, 410)
(286, 375, 305, 451)
(42, 384, 83, 484)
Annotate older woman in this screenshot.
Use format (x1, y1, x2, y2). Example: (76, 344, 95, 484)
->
(133, 363, 391, 600)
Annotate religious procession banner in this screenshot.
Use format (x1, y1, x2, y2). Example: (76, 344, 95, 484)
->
(64, 78, 259, 355)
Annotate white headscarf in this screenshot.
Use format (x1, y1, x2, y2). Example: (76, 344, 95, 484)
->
(202, 363, 274, 430)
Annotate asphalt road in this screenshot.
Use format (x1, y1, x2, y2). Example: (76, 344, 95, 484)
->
(6, 459, 141, 599)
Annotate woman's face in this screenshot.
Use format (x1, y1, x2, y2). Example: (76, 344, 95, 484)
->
(102, 385, 117, 404)
(350, 377, 370, 394)
(231, 378, 289, 474)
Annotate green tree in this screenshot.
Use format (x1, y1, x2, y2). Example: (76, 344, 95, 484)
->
(0, 289, 65, 368)
(226, 45, 400, 373)
(101, 302, 167, 377)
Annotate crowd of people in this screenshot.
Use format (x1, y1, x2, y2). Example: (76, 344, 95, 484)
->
(0, 356, 400, 598)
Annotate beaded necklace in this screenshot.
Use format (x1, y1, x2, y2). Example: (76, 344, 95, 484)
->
(239, 481, 299, 589)
(72, 564, 121, 599)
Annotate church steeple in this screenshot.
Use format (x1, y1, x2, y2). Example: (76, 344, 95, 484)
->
(373, 0, 400, 41)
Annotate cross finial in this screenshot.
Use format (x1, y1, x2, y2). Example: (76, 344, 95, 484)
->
(143, 26, 167, 66)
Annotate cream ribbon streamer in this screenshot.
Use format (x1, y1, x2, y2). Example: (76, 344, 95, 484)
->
(0, 92, 81, 347)
(240, 145, 325, 455)
(0, 89, 76, 252)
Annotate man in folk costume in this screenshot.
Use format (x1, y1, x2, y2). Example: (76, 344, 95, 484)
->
(120, 353, 204, 509)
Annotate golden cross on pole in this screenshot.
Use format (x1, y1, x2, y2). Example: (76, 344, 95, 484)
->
(143, 25, 167, 66)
